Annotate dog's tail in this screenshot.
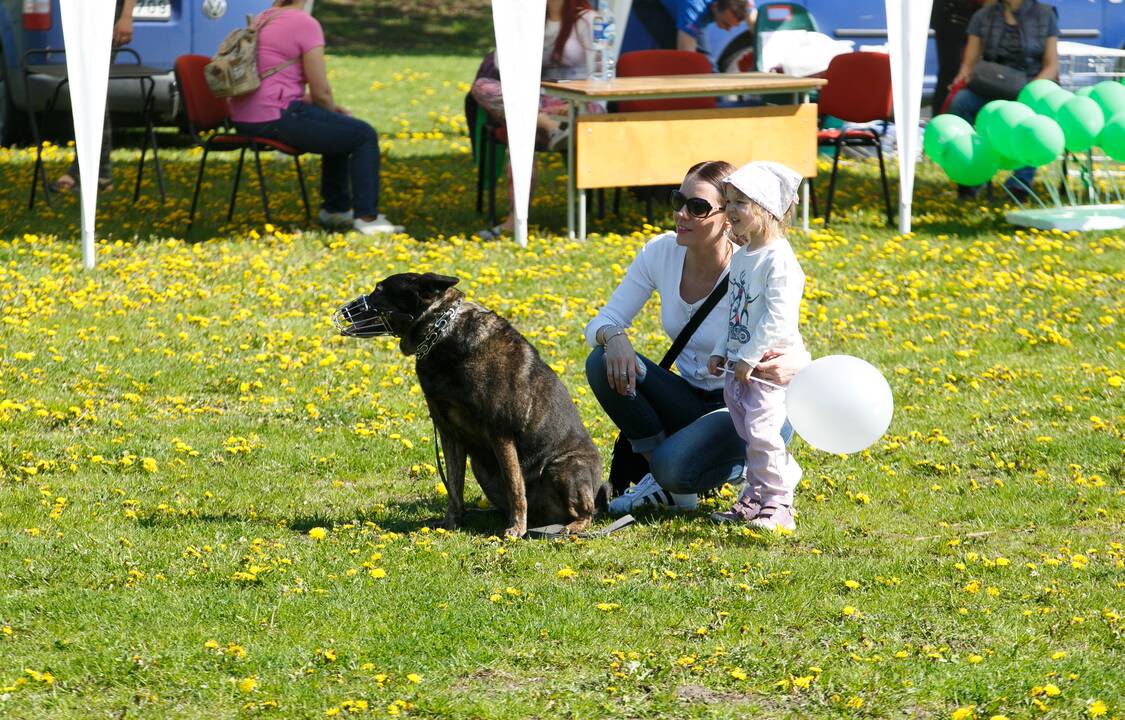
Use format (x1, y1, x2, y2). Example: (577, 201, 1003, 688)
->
(595, 481, 611, 514)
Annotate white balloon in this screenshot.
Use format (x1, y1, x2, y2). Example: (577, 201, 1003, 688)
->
(785, 355, 893, 454)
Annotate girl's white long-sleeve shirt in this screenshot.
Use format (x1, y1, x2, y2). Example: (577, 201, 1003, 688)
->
(584, 232, 729, 392)
(711, 237, 805, 370)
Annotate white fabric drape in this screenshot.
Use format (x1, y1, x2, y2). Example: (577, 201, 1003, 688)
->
(60, 0, 115, 269)
(885, 0, 933, 233)
(491, 0, 547, 248)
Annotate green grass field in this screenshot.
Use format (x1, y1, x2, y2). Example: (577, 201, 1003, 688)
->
(0, 16, 1122, 719)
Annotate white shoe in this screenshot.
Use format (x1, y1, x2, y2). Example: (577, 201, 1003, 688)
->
(318, 208, 354, 227)
(353, 215, 404, 235)
(607, 473, 697, 516)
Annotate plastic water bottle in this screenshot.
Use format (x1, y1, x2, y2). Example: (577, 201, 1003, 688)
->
(591, 0, 616, 82)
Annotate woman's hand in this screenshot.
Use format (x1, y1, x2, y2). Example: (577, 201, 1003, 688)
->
(604, 333, 639, 396)
(733, 360, 753, 385)
(707, 355, 725, 377)
(753, 347, 810, 386)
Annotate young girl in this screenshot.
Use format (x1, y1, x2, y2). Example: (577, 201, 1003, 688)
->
(707, 161, 806, 531)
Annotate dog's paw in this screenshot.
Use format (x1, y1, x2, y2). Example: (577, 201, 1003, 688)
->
(430, 515, 461, 531)
(564, 518, 592, 535)
(503, 524, 526, 539)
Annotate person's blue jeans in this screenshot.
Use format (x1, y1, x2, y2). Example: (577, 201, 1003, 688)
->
(585, 346, 793, 495)
(235, 100, 382, 217)
(948, 87, 1036, 192)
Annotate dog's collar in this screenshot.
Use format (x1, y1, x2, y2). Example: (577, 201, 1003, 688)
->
(415, 299, 462, 359)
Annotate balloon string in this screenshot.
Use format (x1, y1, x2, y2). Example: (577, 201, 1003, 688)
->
(719, 367, 785, 390)
(1106, 160, 1123, 203)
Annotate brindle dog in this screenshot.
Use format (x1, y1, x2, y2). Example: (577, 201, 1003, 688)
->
(335, 272, 605, 537)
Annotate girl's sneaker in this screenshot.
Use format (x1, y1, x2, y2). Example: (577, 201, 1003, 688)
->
(711, 494, 762, 524)
(607, 473, 697, 516)
(749, 504, 796, 532)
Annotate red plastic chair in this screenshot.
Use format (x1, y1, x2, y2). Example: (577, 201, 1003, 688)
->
(813, 52, 894, 226)
(612, 50, 717, 217)
(615, 50, 717, 113)
(174, 55, 310, 232)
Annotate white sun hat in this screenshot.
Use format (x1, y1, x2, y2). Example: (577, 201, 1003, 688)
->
(724, 161, 802, 220)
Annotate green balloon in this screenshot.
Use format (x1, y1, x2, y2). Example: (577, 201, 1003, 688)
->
(1038, 89, 1074, 118)
(1088, 80, 1125, 120)
(1014, 115, 1065, 166)
(1076, 86, 1095, 98)
(940, 133, 999, 185)
(1057, 96, 1105, 152)
(987, 102, 1035, 158)
(1097, 112, 1125, 162)
(924, 114, 974, 162)
(974, 100, 1010, 141)
(1018, 78, 1060, 110)
(994, 151, 1024, 171)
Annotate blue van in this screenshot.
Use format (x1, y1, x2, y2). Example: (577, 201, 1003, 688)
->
(706, 0, 1125, 98)
(0, 0, 273, 144)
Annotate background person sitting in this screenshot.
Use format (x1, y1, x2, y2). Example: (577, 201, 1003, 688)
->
(948, 0, 1058, 200)
(229, 0, 401, 235)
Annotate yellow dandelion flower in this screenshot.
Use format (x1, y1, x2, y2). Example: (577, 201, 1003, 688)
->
(308, 527, 327, 541)
(237, 677, 258, 693)
(1087, 700, 1108, 717)
(951, 705, 975, 720)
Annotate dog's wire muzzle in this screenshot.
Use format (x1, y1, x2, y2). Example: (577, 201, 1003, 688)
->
(332, 294, 394, 338)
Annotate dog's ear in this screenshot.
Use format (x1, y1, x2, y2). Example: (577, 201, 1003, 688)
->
(419, 273, 460, 301)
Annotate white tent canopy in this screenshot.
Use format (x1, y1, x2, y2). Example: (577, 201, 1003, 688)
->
(61, 0, 115, 270)
(63, 1, 931, 267)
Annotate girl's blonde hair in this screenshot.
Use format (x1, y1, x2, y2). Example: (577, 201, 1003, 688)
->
(725, 183, 795, 240)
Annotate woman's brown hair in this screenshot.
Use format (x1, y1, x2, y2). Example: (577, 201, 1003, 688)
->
(684, 160, 737, 194)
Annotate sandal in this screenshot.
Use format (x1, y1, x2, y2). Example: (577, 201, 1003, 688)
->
(48, 175, 114, 194)
(48, 174, 77, 194)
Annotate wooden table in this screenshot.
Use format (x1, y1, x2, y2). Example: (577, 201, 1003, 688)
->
(541, 73, 827, 240)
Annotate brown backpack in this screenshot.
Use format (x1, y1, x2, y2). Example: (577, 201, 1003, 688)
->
(204, 10, 298, 99)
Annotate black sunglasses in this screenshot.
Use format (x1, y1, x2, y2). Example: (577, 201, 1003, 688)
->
(670, 190, 722, 219)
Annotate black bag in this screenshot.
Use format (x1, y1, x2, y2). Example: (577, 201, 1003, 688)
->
(607, 274, 730, 496)
(968, 61, 1027, 101)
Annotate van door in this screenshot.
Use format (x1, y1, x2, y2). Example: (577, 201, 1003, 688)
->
(130, 0, 189, 70)
(1055, 0, 1103, 44)
(805, 0, 940, 98)
(192, 0, 274, 58)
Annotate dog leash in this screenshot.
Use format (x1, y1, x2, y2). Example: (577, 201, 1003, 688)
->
(525, 514, 635, 540)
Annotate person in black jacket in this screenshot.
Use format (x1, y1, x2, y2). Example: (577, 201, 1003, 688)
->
(930, 0, 991, 115)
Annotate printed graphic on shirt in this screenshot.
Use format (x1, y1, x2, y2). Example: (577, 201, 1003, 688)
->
(727, 268, 758, 345)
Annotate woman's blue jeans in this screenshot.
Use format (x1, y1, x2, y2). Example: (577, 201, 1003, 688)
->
(235, 100, 382, 216)
(585, 346, 792, 495)
(948, 87, 1036, 191)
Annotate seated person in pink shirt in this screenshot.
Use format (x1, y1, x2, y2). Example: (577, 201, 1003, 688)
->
(229, 0, 400, 235)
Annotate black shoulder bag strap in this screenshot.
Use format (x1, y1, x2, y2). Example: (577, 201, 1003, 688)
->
(658, 273, 729, 370)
